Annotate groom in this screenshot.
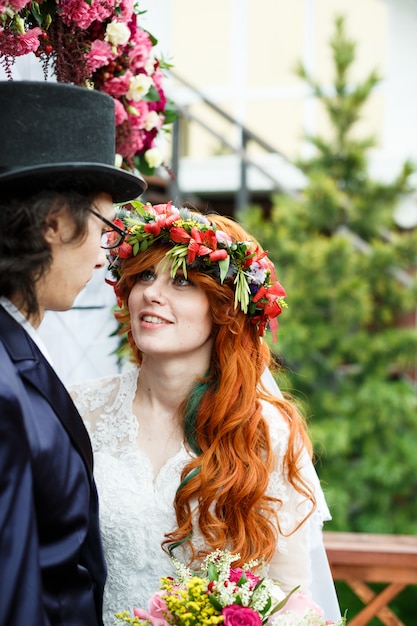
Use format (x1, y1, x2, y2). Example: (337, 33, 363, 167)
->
(0, 81, 146, 625)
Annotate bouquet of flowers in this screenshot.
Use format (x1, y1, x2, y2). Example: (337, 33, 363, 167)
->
(114, 550, 346, 626)
(0, 0, 177, 175)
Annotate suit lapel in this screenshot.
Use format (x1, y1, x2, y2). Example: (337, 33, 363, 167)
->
(0, 307, 93, 480)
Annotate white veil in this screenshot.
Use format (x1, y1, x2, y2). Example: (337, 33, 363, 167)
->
(261, 368, 341, 621)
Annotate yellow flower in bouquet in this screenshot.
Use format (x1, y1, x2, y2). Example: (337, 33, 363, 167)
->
(114, 550, 346, 626)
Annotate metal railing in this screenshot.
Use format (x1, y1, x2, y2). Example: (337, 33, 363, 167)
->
(324, 531, 417, 625)
(167, 70, 299, 215)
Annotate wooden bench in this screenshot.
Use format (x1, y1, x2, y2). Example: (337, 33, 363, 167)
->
(324, 532, 417, 625)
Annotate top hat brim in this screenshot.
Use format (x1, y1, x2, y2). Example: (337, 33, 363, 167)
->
(0, 162, 147, 204)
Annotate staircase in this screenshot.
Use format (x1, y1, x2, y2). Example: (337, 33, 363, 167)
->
(144, 70, 306, 217)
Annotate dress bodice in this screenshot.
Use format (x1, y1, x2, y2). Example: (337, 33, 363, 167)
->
(70, 368, 331, 626)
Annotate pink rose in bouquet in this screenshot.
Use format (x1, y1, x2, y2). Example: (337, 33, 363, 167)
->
(222, 604, 263, 626)
(133, 591, 170, 626)
(270, 590, 342, 626)
(228, 567, 260, 590)
(276, 590, 324, 618)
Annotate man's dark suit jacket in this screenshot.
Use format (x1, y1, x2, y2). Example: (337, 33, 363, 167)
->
(0, 306, 107, 625)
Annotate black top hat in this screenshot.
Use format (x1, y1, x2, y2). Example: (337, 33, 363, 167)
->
(0, 81, 147, 202)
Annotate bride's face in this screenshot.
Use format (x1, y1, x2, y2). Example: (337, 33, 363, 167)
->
(127, 262, 213, 366)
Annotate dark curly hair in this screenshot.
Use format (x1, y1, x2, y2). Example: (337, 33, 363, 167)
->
(0, 189, 97, 318)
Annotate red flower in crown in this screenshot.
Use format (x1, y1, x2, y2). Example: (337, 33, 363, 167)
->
(187, 228, 219, 264)
(251, 282, 286, 339)
(209, 248, 228, 261)
(152, 201, 173, 215)
(117, 242, 133, 258)
(244, 247, 268, 269)
(144, 222, 162, 236)
(170, 226, 191, 244)
(144, 213, 179, 236)
(252, 282, 286, 305)
(113, 218, 125, 230)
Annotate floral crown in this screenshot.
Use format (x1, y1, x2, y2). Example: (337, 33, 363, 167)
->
(107, 201, 287, 338)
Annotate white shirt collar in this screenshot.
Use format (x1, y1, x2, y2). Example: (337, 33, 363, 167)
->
(0, 296, 54, 366)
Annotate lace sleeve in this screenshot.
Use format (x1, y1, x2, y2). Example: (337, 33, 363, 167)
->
(262, 401, 314, 594)
(69, 368, 139, 454)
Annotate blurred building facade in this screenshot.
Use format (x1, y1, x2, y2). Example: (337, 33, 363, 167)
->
(10, 0, 415, 384)
(144, 0, 416, 214)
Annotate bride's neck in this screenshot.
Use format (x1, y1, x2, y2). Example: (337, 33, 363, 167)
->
(137, 358, 205, 412)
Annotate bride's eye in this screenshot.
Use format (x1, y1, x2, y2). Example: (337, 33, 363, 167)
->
(174, 274, 192, 287)
(137, 269, 155, 282)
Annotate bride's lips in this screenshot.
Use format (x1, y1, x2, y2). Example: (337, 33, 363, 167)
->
(139, 311, 173, 327)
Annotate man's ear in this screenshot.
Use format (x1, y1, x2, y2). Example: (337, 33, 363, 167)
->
(43, 211, 68, 244)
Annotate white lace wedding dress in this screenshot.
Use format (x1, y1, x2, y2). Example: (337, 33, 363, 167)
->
(70, 367, 341, 626)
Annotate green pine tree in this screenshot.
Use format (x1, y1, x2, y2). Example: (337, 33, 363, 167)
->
(243, 15, 417, 535)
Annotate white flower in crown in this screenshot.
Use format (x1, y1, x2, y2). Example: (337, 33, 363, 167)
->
(247, 260, 268, 286)
(127, 74, 153, 101)
(215, 229, 233, 247)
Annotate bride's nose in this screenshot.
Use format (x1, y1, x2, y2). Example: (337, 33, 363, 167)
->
(143, 277, 166, 304)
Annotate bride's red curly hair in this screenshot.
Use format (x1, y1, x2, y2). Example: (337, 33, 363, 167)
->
(114, 212, 315, 567)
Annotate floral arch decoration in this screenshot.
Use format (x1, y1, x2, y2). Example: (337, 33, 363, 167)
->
(0, 0, 177, 175)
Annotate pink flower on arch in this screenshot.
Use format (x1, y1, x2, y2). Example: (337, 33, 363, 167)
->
(117, 123, 145, 161)
(118, 0, 134, 21)
(60, 0, 114, 29)
(127, 28, 153, 71)
(6, 0, 31, 10)
(127, 100, 149, 129)
(101, 71, 132, 98)
(85, 39, 115, 74)
(152, 67, 165, 90)
(4, 27, 42, 56)
(114, 98, 128, 126)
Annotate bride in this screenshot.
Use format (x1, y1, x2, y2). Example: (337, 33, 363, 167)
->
(70, 202, 341, 625)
